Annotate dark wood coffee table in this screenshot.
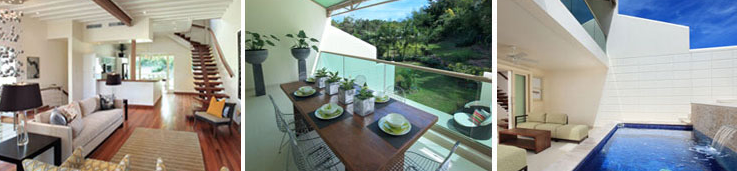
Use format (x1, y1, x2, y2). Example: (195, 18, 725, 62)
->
(0, 133, 61, 171)
(499, 128, 551, 153)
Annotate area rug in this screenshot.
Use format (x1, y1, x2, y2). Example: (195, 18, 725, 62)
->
(112, 128, 205, 171)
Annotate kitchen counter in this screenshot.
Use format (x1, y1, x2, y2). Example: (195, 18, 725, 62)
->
(97, 79, 163, 106)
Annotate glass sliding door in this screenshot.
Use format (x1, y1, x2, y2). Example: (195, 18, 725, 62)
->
(514, 74, 527, 124)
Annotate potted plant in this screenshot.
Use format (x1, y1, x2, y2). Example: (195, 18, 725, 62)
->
(325, 71, 341, 95)
(315, 68, 329, 88)
(354, 83, 375, 116)
(286, 30, 319, 81)
(245, 31, 279, 96)
(338, 77, 356, 104)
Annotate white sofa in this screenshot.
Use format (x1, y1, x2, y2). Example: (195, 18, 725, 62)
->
(28, 97, 126, 159)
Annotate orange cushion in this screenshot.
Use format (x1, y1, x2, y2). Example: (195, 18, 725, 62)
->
(206, 97, 226, 118)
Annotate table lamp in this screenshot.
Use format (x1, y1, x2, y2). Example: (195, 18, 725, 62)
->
(0, 83, 42, 146)
(106, 73, 122, 96)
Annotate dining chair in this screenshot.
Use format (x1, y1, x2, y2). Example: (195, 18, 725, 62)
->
(390, 141, 461, 171)
(279, 106, 344, 171)
(268, 95, 319, 154)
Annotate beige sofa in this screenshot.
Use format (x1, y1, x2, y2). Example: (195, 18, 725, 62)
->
(28, 97, 127, 159)
(498, 144, 527, 171)
(516, 113, 589, 142)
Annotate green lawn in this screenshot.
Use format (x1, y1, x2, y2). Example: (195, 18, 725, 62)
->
(395, 67, 480, 114)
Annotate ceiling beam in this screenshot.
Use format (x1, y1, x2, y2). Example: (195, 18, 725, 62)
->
(92, 0, 132, 26)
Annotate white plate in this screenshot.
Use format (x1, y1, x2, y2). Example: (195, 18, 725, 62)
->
(379, 115, 411, 136)
(375, 95, 390, 103)
(315, 104, 343, 120)
(453, 113, 477, 127)
(293, 89, 316, 97)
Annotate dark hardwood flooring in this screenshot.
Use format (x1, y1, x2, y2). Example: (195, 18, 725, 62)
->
(0, 94, 241, 171)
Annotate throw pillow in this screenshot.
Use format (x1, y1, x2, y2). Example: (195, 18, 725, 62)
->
(222, 105, 231, 118)
(206, 97, 226, 118)
(49, 108, 67, 126)
(58, 102, 81, 122)
(99, 94, 115, 110)
(470, 109, 487, 126)
(68, 117, 85, 138)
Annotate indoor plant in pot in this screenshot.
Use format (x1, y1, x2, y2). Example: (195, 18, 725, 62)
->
(315, 67, 329, 88)
(286, 30, 319, 81)
(354, 83, 375, 116)
(325, 71, 341, 95)
(245, 31, 279, 96)
(338, 77, 356, 104)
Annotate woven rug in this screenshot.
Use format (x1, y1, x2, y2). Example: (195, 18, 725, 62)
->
(112, 128, 205, 171)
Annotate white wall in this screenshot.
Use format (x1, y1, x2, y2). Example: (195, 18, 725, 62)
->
(594, 15, 736, 126)
(244, 0, 327, 91)
(319, 25, 377, 59)
(607, 15, 690, 58)
(545, 68, 607, 126)
(70, 22, 97, 101)
(20, 17, 68, 90)
(210, 0, 241, 103)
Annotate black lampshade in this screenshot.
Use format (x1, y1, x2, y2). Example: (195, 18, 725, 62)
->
(106, 73, 122, 86)
(0, 83, 42, 112)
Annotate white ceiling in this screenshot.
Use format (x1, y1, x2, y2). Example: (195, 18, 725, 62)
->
(0, 0, 233, 32)
(498, 0, 606, 70)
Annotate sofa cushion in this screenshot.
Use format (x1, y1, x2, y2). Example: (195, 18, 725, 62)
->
(516, 122, 542, 129)
(534, 123, 564, 136)
(69, 117, 85, 138)
(528, 113, 546, 123)
(79, 97, 100, 117)
(555, 124, 589, 141)
(73, 109, 123, 148)
(546, 113, 568, 124)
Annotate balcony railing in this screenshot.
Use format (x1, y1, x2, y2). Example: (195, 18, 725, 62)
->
(315, 51, 493, 150)
(561, 0, 607, 51)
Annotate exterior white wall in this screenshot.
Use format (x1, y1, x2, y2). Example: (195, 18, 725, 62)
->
(595, 15, 734, 126)
(607, 15, 690, 58)
(529, 0, 608, 65)
(84, 17, 153, 43)
(244, 0, 327, 92)
(318, 25, 377, 59)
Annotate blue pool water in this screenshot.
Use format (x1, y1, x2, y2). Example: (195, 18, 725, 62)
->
(575, 124, 734, 171)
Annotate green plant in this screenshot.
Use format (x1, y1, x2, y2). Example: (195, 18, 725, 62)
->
(327, 71, 341, 83)
(356, 83, 374, 100)
(285, 30, 319, 51)
(340, 77, 355, 90)
(315, 68, 328, 77)
(245, 31, 279, 50)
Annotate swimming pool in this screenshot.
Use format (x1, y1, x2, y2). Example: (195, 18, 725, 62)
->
(574, 123, 735, 171)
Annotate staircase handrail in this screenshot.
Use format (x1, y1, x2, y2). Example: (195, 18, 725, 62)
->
(192, 24, 235, 78)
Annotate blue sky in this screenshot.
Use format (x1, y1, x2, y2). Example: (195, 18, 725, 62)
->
(331, 0, 429, 22)
(619, 0, 737, 49)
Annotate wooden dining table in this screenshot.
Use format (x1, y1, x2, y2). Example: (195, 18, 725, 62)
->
(280, 81, 438, 171)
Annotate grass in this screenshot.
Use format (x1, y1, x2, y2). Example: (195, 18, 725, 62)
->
(428, 41, 484, 63)
(395, 67, 480, 114)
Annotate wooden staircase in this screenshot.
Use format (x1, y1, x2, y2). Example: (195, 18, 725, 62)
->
(498, 87, 509, 111)
(175, 32, 229, 110)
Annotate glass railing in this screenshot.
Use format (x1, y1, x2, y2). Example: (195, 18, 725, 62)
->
(315, 51, 493, 148)
(561, 0, 607, 51)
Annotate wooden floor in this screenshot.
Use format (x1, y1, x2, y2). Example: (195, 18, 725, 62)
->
(0, 94, 241, 171)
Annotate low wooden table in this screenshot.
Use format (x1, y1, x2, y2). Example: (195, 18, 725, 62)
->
(499, 128, 551, 153)
(0, 133, 61, 171)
